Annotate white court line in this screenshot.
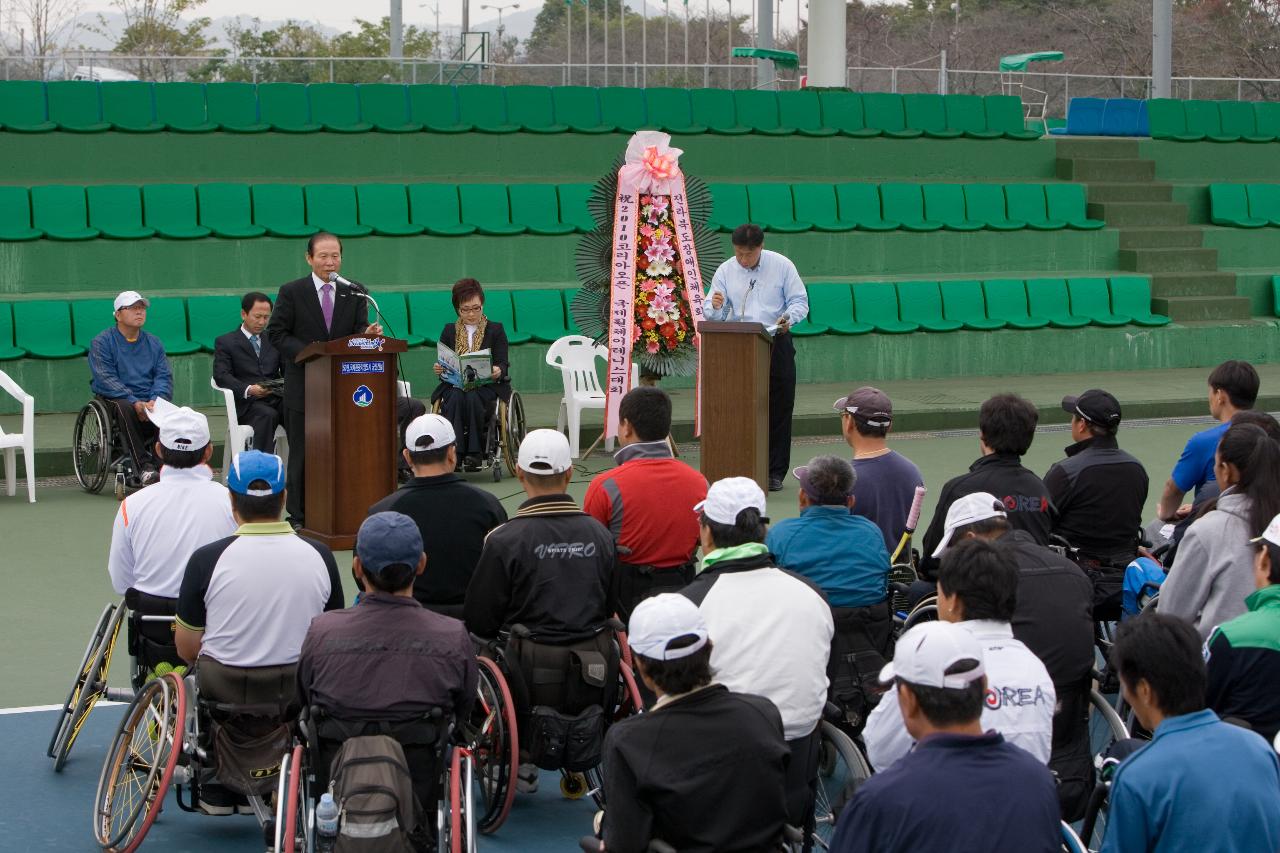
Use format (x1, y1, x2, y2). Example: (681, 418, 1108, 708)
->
(0, 701, 124, 715)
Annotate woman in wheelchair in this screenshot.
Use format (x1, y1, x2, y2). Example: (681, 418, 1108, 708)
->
(431, 278, 511, 471)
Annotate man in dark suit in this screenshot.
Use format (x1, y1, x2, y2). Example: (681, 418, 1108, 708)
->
(213, 292, 283, 452)
(266, 233, 382, 527)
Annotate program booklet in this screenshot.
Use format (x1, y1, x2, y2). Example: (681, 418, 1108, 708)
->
(437, 343, 493, 390)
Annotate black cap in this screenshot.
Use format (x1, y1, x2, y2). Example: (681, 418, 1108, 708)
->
(1062, 389, 1122, 427)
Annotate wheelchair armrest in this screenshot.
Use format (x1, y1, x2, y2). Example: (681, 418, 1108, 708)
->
(781, 825, 804, 844)
(823, 702, 843, 723)
(578, 836, 604, 853)
(646, 841, 678, 853)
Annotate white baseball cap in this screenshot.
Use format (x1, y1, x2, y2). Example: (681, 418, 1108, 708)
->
(404, 413, 455, 452)
(629, 594, 710, 661)
(694, 476, 768, 526)
(931, 491, 1008, 558)
(517, 428, 573, 475)
(879, 621, 986, 689)
(113, 290, 149, 312)
(149, 400, 210, 451)
(1250, 513, 1280, 547)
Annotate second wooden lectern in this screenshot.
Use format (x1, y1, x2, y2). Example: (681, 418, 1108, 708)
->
(697, 321, 773, 490)
(297, 334, 407, 550)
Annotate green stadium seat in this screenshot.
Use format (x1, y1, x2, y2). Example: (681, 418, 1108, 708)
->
(792, 184, 856, 232)
(142, 184, 210, 240)
(508, 184, 576, 235)
(1109, 276, 1170, 327)
(1275, 276, 1280, 317)
(690, 88, 750, 135)
(1246, 184, 1280, 226)
(308, 83, 373, 133)
(408, 85, 470, 133)
(1254, 102, 1280, 140)
(962, 183, 1026, 231)
(406, 290, 455, 345)
(407, 184, 476, 236)
(258, 82, 321, 133)
(851, 283, 918, 333)
(747, 184, 812, 233)
(1217, 101, 1272, 143)
(599, 87, 647, 133)
(1067, 277, 1131, 326)
(1025, 278, 1090, 328)
(72, 299, 114, 348)
(558, 184, 598, 233)
(1147, 99, 1203, 142)
(205, 82, 269, 133)
(1004, 184, 1066, 231)
(30, 185, 99, 240)
(0, 81, 55, 132)
(252, 184, 319, 237)
(186, 295, 240, 351)
(357, 84, 422, 132)
(835, 183, 899, 231)
(943, 94, 1001, 140)
(922, 184, 983, 231)
(776, 90, 838, 137)
(505, 85, 570, 133)
(305, 184, 373, 237)
(197, 183, 267, 238)
(897, 281, 962, 332)
(14, 300, 85, 358)
(1183, 100, 1238, 143)
(46, 81, 110, 132)
(356, 184, 426, 236)
(458, 184, 526, 235)
(903, 94, 962, 139)
(805, 283, 872, 334)
(0, 304, 26, 359)
(511, 289, 569, 342)
(562, 288, 584, 335)
(0, 187, 43, 241)
(457, 86, 519, 133)
(146, 297, 200, 354)
(787, 312, 829, 336)
(707, 183, 749, 232)
(862, 93, 922, 139)
(733, 90, 795, 136)
(155, 82, 217, 132)
(643, 88, 706, 134)
(1044, 184, 1105, 230)
(551, 87, 613, 133)
(368, 291, 424, 345)
(982, 280, 1050, 329)
(100, 81, 163, 132)
(816, 91, 879, 138)
(880, 183, 943, 231)
(480, 290, 531, 343)
(1209, 183, 1267, 228)
(985, 95, 1041, 140)
(87, 185, 157, 239)
(939, 280, 1005, 330)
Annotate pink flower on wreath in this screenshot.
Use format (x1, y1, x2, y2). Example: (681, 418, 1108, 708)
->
(651, 293, 676, 314)
(646, 338, 661, 354)
(654, 281, 675, 300)
(639, 224, 655, 238)
(649, 196, 670, 217)
(645, 240, 675, 264)
(631, 323, 642, 344)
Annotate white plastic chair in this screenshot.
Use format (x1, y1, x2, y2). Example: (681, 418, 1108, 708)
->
(210, 377, 287, 482)
(0, 370, 35, 502)
(545, 335, 638, 458)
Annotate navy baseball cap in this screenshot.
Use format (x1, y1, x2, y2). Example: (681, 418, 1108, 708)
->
(356, 512, 424, 574)
(227, 450, 286, 496)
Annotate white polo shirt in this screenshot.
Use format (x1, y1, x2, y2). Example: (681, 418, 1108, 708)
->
(107, 465, 237, 598)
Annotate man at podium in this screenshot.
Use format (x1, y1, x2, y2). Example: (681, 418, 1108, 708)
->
(266, 233, 382, 528)
(704, 224, 809, 492)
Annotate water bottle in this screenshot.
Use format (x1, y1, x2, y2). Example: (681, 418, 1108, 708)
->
(315, 793, 340, 852)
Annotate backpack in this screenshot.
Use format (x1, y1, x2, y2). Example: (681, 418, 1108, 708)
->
(329, 735, 419, 852)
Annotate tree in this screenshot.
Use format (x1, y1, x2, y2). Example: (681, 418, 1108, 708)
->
(11, 0, 83, 78)
(98, 0, 213, 80)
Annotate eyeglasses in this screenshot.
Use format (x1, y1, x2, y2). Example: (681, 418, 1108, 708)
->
(458, 304, 484, 313)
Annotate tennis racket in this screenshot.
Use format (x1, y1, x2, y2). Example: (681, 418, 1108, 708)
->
(890, 485, 927, 565)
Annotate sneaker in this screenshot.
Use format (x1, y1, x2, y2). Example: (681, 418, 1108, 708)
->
(196, 784, 237, 816)
(768, 477, 783, 492)
(517, 762, 539, 794)
(139, 467, 158, 486)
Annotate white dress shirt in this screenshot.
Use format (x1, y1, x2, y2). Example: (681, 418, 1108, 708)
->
(703, 249, 809, 333)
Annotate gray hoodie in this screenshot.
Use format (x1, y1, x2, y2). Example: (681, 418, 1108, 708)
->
(1159, 490, 1256, 640)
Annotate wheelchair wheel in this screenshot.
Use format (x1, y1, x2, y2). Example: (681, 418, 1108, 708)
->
(92, 671, 185, 853)
(901, 598, 938, 633)
(812, 721, 871, 848)
(51, 601, 125, 772)
(887, 562, 916, 615)
(444, 748, 478, 853)
(466, 655, 519, 834)
(499, 393, 526, 480)
(1060, 820, 1088, 853)
(276, 743, 311, 853)
(1088, 688, 1129, 759)
(617, 661, 645, 719)
(74, 399, 112, 494)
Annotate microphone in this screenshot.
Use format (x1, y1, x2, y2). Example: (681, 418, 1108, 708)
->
(327, 272, 368, 294)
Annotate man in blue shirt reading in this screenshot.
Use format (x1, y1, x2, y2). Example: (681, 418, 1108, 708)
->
(88, 290, 173, 482)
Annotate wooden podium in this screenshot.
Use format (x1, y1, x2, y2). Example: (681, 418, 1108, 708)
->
(697, 321, 773, 490)
(297, 334, 408, 549)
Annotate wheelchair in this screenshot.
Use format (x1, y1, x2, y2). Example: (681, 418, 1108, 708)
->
(808, 719, 873, 850)
(73, 396, 150, 498)
(431, 390, 527, 482)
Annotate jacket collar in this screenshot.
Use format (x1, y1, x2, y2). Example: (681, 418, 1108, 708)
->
(960, 619, 1014, 640)
(613, 439, 674, 465)
(357, 592, 423, 609)
(515, 493, 582, 517)
(969, 453, 1024, 472)
(404, 472, 465, 488)
(1246, 584, 1280, 612)
(801, 504, 853, 518)
(235, 521, 294, 536)
(1064, 434, 1119, 457)
(1153, 709, 1220, 740)
(159, 464, 215, 483)
(700, 542, 773, 574)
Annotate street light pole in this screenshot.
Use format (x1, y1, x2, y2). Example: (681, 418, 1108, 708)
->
(480, 2, 519, 61)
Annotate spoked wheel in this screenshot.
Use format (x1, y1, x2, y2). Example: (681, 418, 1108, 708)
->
(466, 655, 519, 834)
(617, 662, 644, 720)
(275, 744, 311, 853)
(901, 602, 938, 633)
(1088, 688, 1130, 758)
(812, 722, 872, 850)
(93, 672, 185, 853)
(499, 394, 526, 480)
(74, 400, 112, 494)
(887, 562, 917, 614)
(444, 748, 477, 853)
(50, 601, 125, 771)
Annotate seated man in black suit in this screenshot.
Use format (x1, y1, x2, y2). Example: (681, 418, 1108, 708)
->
(213, 292, 283, 452)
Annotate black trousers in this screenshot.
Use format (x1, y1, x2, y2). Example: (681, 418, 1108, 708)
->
(104, 397, 160, 472)
(241, 398, 283, 452)
(769, 333, 798, 482)
(785, 725, 822, 831)
(438, 385, 498, 456)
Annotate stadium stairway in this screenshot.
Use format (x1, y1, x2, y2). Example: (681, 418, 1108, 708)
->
(1056, 137, 1251, 321)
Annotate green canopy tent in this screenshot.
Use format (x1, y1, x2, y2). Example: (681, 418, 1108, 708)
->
(732, 47, 800, 88)
(999, 51, 1065, 73)
(1000, 50, 1064, 124)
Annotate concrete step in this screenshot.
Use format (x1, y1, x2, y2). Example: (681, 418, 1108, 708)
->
(1149, 272, 1239, 298)
(1118, 247, 1219, 273)
(1153, 295, 1253, 321)
(1057, 157, 1156, 182)
(1054, 138, 1143, 160)
(1088, 201, 1189, 227)
(1087, 182, 1173, 203)
(1118, 228, 1205, 249)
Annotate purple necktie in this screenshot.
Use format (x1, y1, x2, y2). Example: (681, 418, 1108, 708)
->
(320, 283, 334, 331)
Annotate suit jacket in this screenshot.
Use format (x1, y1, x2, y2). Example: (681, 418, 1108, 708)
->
(213, 328, 282, 417)
(432, 320, 512, 402)
(266, 275, 370, 412)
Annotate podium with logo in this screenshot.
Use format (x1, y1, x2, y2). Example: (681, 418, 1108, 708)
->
(297, 334, 408, 549)
(697, 321, 773, 490)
